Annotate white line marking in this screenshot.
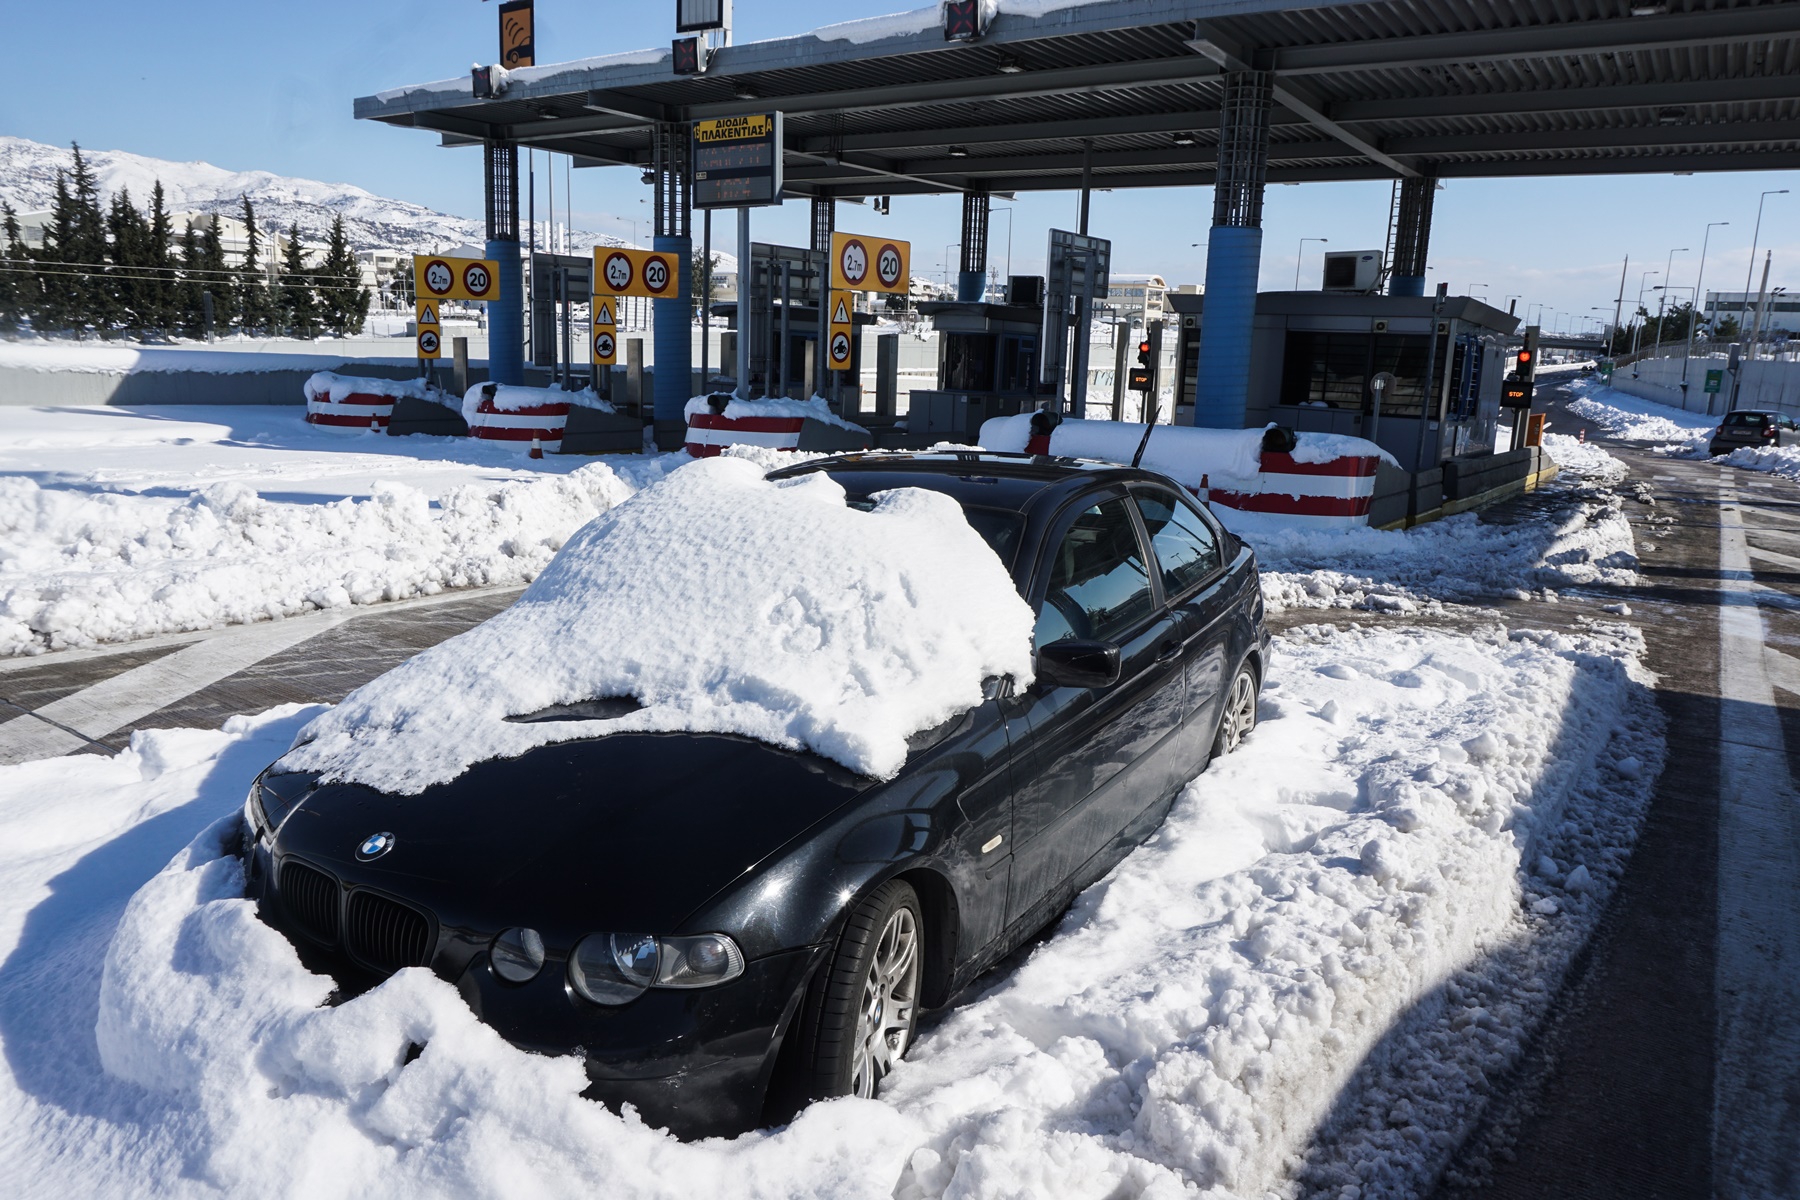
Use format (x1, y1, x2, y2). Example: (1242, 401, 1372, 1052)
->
(1714, 481, 1800, 1193)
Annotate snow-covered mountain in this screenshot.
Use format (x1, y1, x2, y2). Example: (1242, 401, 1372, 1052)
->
(0, 136, 625, 255)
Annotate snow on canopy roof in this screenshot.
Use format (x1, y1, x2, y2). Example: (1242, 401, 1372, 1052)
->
(280, 455, 1035, 794)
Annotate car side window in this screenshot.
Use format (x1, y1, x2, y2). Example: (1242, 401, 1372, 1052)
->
(1133, 488, 1222, 599)
(1034, 497, 1156, 650)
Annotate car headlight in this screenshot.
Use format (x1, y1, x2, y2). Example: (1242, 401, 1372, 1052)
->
(490, 927, 546, 984)
(567, 932, 744, 1005)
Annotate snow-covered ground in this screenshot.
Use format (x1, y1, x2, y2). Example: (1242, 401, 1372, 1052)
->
(1563, 377, 1800, 484)
(1250, 431, 1637, 615)
(0, 406, 680, 656)
(0, 620, 1659, 1200)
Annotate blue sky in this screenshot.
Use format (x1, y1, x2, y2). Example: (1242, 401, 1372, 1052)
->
(5, 1, 1795, 333)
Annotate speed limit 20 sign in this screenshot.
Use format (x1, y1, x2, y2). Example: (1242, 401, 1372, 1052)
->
(412, 254, 499, 302)
(830, 231, 909, 295)
(593, 247, 679, 300)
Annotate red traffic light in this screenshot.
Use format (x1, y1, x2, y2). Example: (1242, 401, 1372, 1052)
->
(1138, 341, 1151, 355)
(1517, 347, 1533, 366)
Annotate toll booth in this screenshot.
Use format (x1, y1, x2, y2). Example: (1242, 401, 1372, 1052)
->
(1168, 291, 1517, 471)
(905, 287, 1049, 443)
(713, 242, 876, 406)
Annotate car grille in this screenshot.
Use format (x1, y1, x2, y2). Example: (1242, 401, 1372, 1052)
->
(281, 860, 341, 945)
(345, 890, 435, 974)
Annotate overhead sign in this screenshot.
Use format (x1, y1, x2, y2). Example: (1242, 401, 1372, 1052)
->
(827, 291, 854, 370)
(830, 231, 909, 294)
(692, 112, 783, 210)
(592, 294, 618, 366)
(499, 1, 534, 68)
(593, 248, 680, 300)
(414, 254, 499, 302)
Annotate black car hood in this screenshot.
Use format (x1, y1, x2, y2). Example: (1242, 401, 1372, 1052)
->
(270, 731, 870, 935)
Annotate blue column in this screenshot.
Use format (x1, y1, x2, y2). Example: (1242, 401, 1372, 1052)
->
(1389, 274, 1426, 298)
(957, 271, 986, 303)
(653, 234, 693, 447)
(1196, 225, 1263, 428)
(486, 240, 524, 386)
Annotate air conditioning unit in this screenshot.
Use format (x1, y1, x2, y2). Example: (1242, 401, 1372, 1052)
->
(1322, 250, 1383, 293)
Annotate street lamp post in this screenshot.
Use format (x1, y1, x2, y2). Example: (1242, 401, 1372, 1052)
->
(1740, 189, 1789, 357)
(1652, 247, 1690, 361)
(1630, 270, 1661, 363)
(1683, 220, 1729, 391)
(1471, 282, 1490, 302)
(1294, 237, 1328, 290)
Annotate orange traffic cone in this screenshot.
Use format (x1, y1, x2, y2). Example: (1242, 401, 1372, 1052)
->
(530, 435, 543, 460)
(370, 415, 380, 432)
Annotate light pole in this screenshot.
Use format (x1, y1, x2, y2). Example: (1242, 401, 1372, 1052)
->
(1294, 237, 1328, 289)
(1504, 293, 1521, 314)
(1471, 282, 1490, 302)
(1653, 247, 1690, 360)
(1684, 220, 1729, 388)
(1739, 189, 1789, 354)
(943, 242, 961, 293)
(1630, 269, 1661, 361)
(991, 205, 1015, 293)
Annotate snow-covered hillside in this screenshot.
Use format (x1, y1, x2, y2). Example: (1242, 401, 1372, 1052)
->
(0, 136, 622, 256)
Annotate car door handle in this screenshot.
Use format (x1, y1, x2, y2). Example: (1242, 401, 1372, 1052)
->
(1155, 640, 1183, 665)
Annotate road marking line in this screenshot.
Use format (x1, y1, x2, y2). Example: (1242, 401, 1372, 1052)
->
(1714, 481, 1800, 1191)
(0, 608, 355, 766)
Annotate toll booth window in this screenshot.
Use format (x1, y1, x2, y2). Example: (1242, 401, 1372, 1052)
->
(1280, 331, 1432, 416)
(998, 336, 1038, 393)
(941, 333, 996, 392)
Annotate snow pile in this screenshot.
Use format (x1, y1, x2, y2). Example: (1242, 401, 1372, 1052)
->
(1248, 477, 1638, 614)
(280, 455, 1036, 790)
(0, 341, 417, 376)
(302, 372, 447, 405)
(1564, 380, 1714, 449)
(685, 393, 869, 434)
(1540, 430, 1628, 485)
(3, 622, 1657, 1197)
(0, 465, 640, 656)
(1708, 441, 1800, 482)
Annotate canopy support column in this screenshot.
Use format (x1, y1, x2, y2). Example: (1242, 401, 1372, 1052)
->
(958, 189, 989, 303)
(1195, 70, 1273, 429)
(484, 140, 524, 387)
(1387, 174, 1436, 297)
(651, 122, 692, 448)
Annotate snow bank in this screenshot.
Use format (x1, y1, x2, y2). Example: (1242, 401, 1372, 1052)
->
(1708, 442, 1800, 482)
(280, 455, 1036, 790)
(685, 393, 869, 434)
(302, 371, 446, 405)
(0, 341, 414, 375)
(8, 620, 1657, 1198)
(1564, 379, 1714, 448)
(0, 466, 642, 656)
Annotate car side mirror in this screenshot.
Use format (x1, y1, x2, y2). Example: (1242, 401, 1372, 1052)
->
(1036, 639, 1121, 689)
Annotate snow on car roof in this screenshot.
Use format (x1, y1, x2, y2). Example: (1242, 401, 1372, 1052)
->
(279, 455, 1037, 794)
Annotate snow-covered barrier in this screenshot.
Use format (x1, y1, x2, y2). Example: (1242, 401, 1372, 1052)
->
(684, 394, 871, 458)
(461, 383, 571, 451)
(303, 372, 443, 431)
(980, 414, 1393, 530)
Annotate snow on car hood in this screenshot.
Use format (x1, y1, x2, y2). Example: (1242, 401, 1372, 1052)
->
(279, 455, 1036, 794)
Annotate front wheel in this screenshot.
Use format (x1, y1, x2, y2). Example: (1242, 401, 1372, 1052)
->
(793, 880, 923, 1102)
(1213, 663, 1259, 757)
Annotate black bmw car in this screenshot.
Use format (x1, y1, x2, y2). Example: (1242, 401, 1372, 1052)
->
(242, 451, 1269, 1136)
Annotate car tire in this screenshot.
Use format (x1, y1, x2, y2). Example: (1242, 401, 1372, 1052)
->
(792, 879, 923, 1102)
(1213, 662, 1259, 757)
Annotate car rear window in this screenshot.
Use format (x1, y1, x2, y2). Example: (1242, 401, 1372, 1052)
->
(843, 495, 1023, 570)
(1725, 412, 1770, 426)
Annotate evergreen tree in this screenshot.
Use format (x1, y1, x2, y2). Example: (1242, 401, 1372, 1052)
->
(317, 214, 368, 336)
(145, 182, 175, 335)
(236, 195, 266, 334)
(36, 170, 78, 330)
(67, 144, 111, 334)
(177, 222, 205, 337)
(690, 249, 718, 317)
(277, 227, 318, 338)
(107, 186, 154, 336)
(201, 214, 231, 332)
(0, 202, 28, 333)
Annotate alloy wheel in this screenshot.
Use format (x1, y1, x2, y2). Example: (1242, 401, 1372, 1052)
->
(849, 904, 920, 1098)
(1220, 670, 1257, 754)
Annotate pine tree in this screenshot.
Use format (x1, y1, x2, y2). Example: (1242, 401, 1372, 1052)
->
(36, 170, 78, 330)
(201, 214, 231, 332)
(145, 182, 175, 335)
(278, 227, 318, 338)
(317, 214, 367, 337)
(0, 202, 28, 333)
(177, 222, 204, 337)
(67, 144, 111, 334)
(107, 186, 154, 336)
(236, 195, 266, 334)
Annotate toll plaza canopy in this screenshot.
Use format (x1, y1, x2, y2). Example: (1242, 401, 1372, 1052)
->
(355, 0, 1800, 194)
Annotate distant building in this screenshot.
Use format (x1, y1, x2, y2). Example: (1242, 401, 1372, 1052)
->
(1106, 273, 1169, 327)
(1704, 289, 1798, 336)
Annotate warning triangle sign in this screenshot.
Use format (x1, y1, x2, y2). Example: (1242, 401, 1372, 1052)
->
(595, 300, 616, 327)
(417, 302, 439, 325)
(832, 298, 850, 324)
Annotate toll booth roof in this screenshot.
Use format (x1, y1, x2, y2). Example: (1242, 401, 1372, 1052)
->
(357, 2, 1800, 197)
(1166, 290, 1520, 335)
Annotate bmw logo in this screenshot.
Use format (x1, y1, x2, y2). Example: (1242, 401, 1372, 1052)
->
(356, 832, 395, 861)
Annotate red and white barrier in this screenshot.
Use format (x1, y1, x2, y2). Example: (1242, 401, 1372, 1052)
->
(683, 396, 870, 458)
(303, 372, 442, 430)
(462, 384, 570, 452)
(983, 413, 1391, 530)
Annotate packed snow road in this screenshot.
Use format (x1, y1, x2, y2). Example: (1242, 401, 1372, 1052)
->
(0, 421, 1673, 1199)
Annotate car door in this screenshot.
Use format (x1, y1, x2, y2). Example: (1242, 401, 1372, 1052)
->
(1001, 489, 1188, 929)
(1130, 485, 1235, 773)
